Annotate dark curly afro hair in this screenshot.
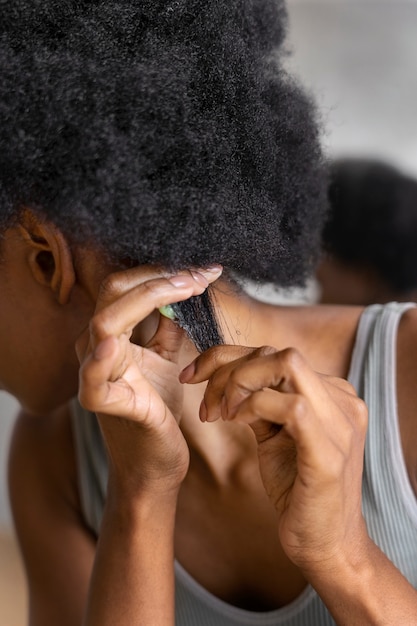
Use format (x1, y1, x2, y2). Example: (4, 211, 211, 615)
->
(323, 158, 417, 293)
(0, 0, 327, 349)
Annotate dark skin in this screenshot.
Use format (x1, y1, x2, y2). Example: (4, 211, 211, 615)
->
(5, 211, 417, 624)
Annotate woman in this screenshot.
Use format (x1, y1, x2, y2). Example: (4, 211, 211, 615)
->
(2, 1, 417, 624)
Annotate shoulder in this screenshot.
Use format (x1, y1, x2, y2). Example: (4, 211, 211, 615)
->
(396, 305, 417, 496)
(8, 403, 95, 625)
(397, 305, 417, 362)
(396, 306, 417, 408)
(291, 303, 365, 379)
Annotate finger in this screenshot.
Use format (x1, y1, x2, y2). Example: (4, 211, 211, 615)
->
(179, 344, 261, 383)
(89, 272, 217, 348)
(95, 265, 222, 313)
(78, 336, 125, 412)
(221, 387, 311, 435)
(319, 373, 358, 396)
(221, 386, 289, 429)
(201, 348, 365, 461)
(220, 349, 312, 417)
(228, 389, 346, 477)
(146, 314, 186, 362)
(183, 344, 357, 399)
(226, 349, 362, 431)
(200, 347, 320, 423)
(183, 346, 273, 421)
(78, 336, 151, 420)
(313, 375, 367, 432)
(186, 344, 363, 453)
(96, 266, 167, 313)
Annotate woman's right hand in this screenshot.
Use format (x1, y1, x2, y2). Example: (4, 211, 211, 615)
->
(180, 344, 368, 575)
(76, 265, 222, 499)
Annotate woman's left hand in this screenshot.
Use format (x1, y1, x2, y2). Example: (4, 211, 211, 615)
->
(180, 345, 369, 577)
(76, 266, 222, 500)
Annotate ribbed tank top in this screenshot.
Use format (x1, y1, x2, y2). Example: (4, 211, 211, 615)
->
(71, 302, 417, 625)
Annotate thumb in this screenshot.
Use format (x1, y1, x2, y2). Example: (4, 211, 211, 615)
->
(146, 314, 186, 363)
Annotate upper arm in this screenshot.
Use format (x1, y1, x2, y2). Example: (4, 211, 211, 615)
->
(8, 405, 96, 626)
(396, 307, 417, 497)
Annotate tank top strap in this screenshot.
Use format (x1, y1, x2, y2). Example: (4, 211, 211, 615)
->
(348, 301, 417, 585)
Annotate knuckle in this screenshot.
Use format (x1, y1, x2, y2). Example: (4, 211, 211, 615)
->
(227, 367, 250, 396)
(256, 345, 277, 358)
(227, 367, 240, 387)
(353, 397, 368, 430)
(246, 390, 265, 419)
(77, 388, 94, 412)
(89, 311, 110, 340)
(205, 345, 239, 371)
(195, 346, 224, 375)
(279, 347, 304, 371)
(328, 376, 357, 395)
(99, 272, 129, 300)
(140, 279, 164, 299)
(343, 380, 357, 396)
(205, 345, 225, 363)
(289, 395, 309, 423)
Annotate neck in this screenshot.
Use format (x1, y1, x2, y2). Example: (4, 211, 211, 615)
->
(208, 279, 278, 347)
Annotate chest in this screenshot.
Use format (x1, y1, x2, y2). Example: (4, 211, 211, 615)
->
(174, 475, 306, 611)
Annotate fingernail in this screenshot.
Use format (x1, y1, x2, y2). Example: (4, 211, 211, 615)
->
(179, 361, 196, 383)
(190, 271, 209, 288)
(199, 265, 223, 276)
(169, 275, 193, 288)
(197, 266, 223, 282)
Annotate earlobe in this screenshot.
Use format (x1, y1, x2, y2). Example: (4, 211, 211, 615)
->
(19, 211, 76, 305)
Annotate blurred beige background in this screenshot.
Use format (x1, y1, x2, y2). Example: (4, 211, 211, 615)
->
(1, 1, 417, 624)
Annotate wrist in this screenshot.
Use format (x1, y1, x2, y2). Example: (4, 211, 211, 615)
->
(105, 474, 180, 526)
(106, 460, 186, 500)
(88, 472, 178, 626)
(304, 536, 389, 624)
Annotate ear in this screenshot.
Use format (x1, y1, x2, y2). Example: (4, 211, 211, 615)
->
(18, 210, 76, 305)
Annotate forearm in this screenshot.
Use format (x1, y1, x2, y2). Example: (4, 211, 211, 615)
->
(84, 485, 178, 626)
(308, 537, 417, 625)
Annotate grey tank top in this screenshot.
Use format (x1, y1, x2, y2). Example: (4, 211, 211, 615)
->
(71, 302, 417, 625)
